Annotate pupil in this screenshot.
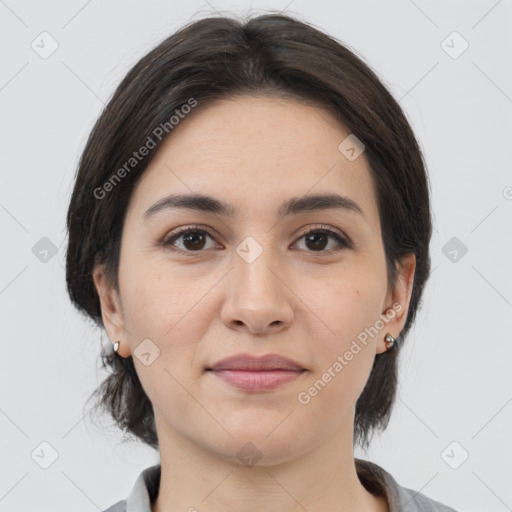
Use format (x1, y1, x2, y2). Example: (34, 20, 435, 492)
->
(307, 233, 327, 251)
(184, 232, 204, 250)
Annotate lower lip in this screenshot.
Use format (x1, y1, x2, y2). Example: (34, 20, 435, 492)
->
(209, 369, 304, 392)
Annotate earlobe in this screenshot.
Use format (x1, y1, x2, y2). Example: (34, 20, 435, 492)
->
(377, 253, 416, 355)
(92, 265, 130, 357)
(112, 338, 131, 358)
(384, 333, 396, 351)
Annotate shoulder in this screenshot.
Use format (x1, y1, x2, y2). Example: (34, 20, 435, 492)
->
(394, 483, 458, 511)
(101, 500, 126, 512)
(355, 458, 458, 512)
(100, 463, 160, 512)
(395, 483, 459, 511)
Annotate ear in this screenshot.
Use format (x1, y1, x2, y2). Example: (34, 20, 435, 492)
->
(376, 253, 416, 354)
(92, 264, 132, 358)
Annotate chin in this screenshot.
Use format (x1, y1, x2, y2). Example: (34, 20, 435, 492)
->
(199, 421, 314, 468)
(218, 439, 307, 468)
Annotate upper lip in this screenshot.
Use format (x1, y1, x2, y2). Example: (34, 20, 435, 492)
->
(207, 353, 305, 371)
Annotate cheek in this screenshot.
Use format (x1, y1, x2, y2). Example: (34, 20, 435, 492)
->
(293, 334, 376, 448)
(121, 261, 207, 339)
(120, 260, 223, 379)
(309, 267, 387, 348)
(301, 263, 386, 397)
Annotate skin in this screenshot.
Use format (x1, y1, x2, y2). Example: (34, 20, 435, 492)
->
(93, 95, 415, 512)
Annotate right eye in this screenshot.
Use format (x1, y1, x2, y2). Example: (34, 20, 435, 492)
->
(161, 225, 221, 253)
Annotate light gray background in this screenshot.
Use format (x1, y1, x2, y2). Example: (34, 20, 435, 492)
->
(1, 1, 511, 511)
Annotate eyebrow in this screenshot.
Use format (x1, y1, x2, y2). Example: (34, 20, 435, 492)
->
(143, 192, 365, 221)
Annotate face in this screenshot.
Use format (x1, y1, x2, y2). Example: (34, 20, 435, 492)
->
(94, 95, 415, 465)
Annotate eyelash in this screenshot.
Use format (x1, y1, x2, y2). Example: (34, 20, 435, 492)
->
(160, 224, 352, 256)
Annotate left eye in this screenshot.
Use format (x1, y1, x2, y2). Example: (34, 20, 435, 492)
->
(294, 227, 349, 252)
(161, 225, 350, 254)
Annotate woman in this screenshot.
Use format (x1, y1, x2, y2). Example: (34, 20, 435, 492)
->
(65, 12, 458, 512)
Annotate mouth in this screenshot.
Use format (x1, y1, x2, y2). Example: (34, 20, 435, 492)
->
(205, 353, 307, 392)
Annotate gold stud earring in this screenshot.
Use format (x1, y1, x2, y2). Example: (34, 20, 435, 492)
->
(384, 333, 396, 351)
(113, 340, 120, 353)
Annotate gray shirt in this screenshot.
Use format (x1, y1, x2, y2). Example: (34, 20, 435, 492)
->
(102, 459, 458, 512)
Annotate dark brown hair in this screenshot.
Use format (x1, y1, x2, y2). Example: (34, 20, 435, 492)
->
(65, 12, 432, 451)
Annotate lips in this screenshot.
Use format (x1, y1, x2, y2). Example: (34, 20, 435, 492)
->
(207, 353, 305, 372)
(206, 353, 306, 392)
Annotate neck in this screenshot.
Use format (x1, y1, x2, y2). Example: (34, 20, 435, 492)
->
(152, 414, 388, 512)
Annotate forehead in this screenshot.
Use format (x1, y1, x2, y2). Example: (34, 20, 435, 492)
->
(126, 95, 379, 225)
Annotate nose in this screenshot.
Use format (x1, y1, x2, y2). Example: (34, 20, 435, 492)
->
(220, 244, 294, 335)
